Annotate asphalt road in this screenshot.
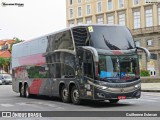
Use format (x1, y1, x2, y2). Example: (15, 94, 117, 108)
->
(0, 85, 160, 120)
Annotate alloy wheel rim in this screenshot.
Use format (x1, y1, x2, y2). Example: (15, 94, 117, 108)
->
(63, 88, 68, 99)
(21, 86, 24, 96)
(26, 87, 29, 97)
(73, 89, 79, 101)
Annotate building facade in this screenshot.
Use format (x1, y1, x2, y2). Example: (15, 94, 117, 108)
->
(66, 0, 160, 76)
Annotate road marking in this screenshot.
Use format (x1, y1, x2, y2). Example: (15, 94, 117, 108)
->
(16, 103, 28, 105)
(1, 104, 14, 107)
(36, 102, 65, 109)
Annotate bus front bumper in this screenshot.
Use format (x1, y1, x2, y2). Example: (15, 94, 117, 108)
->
(93, 87, 141, 100)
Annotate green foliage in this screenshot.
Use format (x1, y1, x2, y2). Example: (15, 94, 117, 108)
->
(13, 37, 24, 43)
(0, 58, 5, 65)
(140, 70, 150, 77)
(0, 58, 11, 73)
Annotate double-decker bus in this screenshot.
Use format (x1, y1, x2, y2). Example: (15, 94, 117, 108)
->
(12, 25, 150, 105)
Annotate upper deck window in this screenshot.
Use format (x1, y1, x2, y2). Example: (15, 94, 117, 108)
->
(48, 30, 74, 51)
(89, 26, 135, 50)
(72, 27, 88, 46)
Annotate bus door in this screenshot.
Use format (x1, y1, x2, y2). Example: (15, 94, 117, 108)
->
(77, 49, 94, 99)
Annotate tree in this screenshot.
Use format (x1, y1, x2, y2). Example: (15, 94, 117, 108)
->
(0, 57, 11, 73)
(1, 37, 23, 73)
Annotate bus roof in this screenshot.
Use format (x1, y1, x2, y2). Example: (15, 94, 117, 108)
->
(13, 24, 127, 47)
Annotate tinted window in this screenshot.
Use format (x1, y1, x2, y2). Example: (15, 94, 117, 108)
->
(61, 63, 75, 78)
(89, 26, 135, 50)
(83, 51, 94, 78)
(27, 65, 49, 78)
(55, 63, 61, 78)
(47, 30, 74, 51)
(72, 27, 89, 46)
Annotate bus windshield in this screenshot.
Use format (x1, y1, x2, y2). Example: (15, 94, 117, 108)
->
(98, 55, 139, 82)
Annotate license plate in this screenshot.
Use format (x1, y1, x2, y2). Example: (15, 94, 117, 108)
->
(118, 96, 126, 99)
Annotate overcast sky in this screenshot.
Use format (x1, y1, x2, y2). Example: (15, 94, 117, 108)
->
(0, 0, 66, 40)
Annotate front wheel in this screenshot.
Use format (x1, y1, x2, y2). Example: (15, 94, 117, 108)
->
(109, 99, 119, 103)
(71, 86, 81, 105)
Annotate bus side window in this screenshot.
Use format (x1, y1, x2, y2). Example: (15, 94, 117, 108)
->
(12, 69, 15, 78)
(83, 51, 94, 78)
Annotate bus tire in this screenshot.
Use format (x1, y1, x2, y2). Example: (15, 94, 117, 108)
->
(71, 86, 81, 105)
(19, 85, 24, 97)
(61, 86, 70, 103)
(24, 84, 30, 98)
(109, 99, 119, 103)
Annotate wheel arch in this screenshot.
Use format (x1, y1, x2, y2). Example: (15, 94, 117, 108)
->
(19, 82, 22, 93)
(69, 82, 76, 95)
(59, 82, 66, 97)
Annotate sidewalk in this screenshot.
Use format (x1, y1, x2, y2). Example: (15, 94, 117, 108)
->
(141, 83, 160, 92)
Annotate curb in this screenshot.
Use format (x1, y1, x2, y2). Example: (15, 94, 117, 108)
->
(141, 90, 160, 92)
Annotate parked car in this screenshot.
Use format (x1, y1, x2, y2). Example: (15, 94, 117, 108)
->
(0, 79, 2, 85)
(0, 74, 12, 85)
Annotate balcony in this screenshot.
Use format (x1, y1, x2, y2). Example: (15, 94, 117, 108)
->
(131, 28, 142, 35)
(131, 25, 160, 36)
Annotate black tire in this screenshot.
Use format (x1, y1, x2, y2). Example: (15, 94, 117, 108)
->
(61, 86, 70, 103)
(109, 99, 119, 103)
(19, 85, 24, 97)
(24, 84, 31, 98)
(4, 81, 7, 85)
(71, 86, 81, 105)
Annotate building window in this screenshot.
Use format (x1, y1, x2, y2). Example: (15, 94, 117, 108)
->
(86, 0, 90, 2)
(77, 0, 82, 4)
(69, 8, 73, 19)
(118, 0, 124, 8)
(86, 17, 92, 24)
(97, 1, 102, 13)
(108, 0, 113, 10)
(77, 7, 82, 17)
(107, 15, 114, 24)
(119, 13, 125, 25)
(145, 9, 153, 27)
(135, 41, 140, 47)
(86, 4, 91, 15)
(133, 11, 140, 29)
(69, 0, 73, 5)
(145, 0, 151, 4)
(77, 19, 83, 25)
(133, 0, 140, 5)
(147, 39, 153, 46)
(97, 16, 104, 24)
(150, 53, 157, 60)
(158, 8, 160, 25)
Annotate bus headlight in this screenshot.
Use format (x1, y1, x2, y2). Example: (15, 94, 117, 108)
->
(99, 86, 107, 90)
(134, 84, 140, 88)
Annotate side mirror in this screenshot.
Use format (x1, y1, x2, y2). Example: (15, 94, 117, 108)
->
(136, 47, 150, 62)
